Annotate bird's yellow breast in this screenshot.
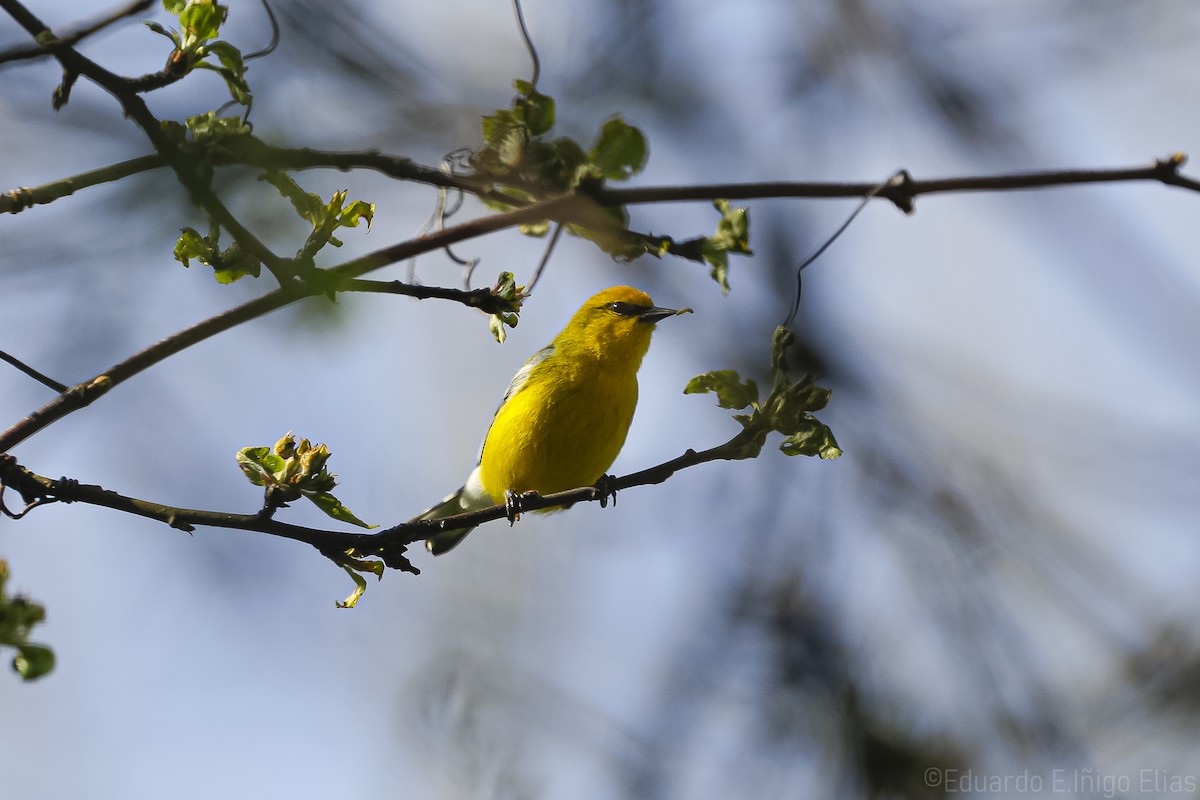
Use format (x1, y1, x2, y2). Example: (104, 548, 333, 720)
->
(477, 352, 639, 502)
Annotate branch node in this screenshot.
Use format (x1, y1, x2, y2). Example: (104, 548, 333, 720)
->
(166, 513, 196, 533)
(52, 66, 79, 111)
(0, 454, 50, 507)
(3, 186, 35, 214)
(86, 374, 114, 397)
(883, 170, 916, 214)
(1155, 151, 1188, 176)
(52, 477, 79, 503)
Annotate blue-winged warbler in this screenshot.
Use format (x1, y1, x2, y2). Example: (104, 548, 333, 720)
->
(420, 285, 691, 555)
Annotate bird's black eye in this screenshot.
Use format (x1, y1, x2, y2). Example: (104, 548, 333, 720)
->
(606, 301, 643, 316)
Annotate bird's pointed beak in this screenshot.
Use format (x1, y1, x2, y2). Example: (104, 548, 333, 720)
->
(637, 305, 694, 324)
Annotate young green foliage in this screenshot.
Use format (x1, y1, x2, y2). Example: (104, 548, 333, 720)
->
(487, 272, 528, 344)
(588, 117, 649, 181)
(173, 221, 261, 283)
(335, 554, 384, 609)
(236, 433, 375, 528)
(159, 112, 253, 189)
(702, 199, 753, 293)
(0, 560, 55, 682)
(145, 0, 251, 106)
(261, 172, 375, 261)
(473, 81, 652, 261)
(685, 327, 841, 461)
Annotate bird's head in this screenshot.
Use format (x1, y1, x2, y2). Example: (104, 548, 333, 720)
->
(556, 286, 692, 363)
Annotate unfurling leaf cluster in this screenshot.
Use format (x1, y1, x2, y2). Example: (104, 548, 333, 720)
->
(685, 326, 841, 461)
(261, 172, 375, 260)
(702, 199, 753, 294)
(474, 80, 651, 260)
(236, 433, 375, 528)
(145, 0, 251, 106)
(486, 271, 528, 344)
(169, 166, 374, 284)
(173, 220, 260, 283)
(0, 560, 55, 682)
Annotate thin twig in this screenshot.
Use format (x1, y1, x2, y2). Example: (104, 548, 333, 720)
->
(242, 0, 279, 61)
(10, 139, 1199, 222)
(0, 351, 68, 393)
(782, 171, 901, 329)
(333, 278, 520, 313)
(0, 194, 582, 452)
(0, 0, 152, 64)
(592, 153, 1200, 210)
(525, 222, 563, 294)
(511, 0, 540, 90)
(1, 154, 164, 215)
(0, 0, 294, 285)
(0, 426, 754, 574)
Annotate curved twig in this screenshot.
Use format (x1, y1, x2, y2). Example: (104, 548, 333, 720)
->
(0, 194, 582, 452)
(1, 0, 292, 284)
(0, 0, 152, 64)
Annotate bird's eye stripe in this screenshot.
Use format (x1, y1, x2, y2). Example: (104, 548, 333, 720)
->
(607, 301, 645, 316)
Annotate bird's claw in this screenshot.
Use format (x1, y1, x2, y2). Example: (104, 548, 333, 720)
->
(594, 474, 619, 509)
(504, 489, 540, 525)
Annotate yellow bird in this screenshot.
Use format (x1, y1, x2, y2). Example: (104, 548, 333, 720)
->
(419, 285, 691, 555)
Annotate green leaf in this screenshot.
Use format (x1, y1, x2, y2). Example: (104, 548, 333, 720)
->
(335, 555, 385, 608)
(195, 41, 251, 105)
(162, 0, 187, 15)
(688, 325, 840, 464)
(480, 106, 528, 169)
(726, 422, 770, 460)
(143, 19, 180, 46)
(172, 226, 209, 268)
(183, 111, 250, 141)
(307, 491, 377, 529)
(172, 223, 259, 283)
(12, 644, 56, 681)
(486, 272, 525, 343)
(237, 435, 375, 526)
(263, 171, 323, 222)
(780, 424, 842, 460)
(514, 79, 555, 136)
(261, 174, 374, 258)
(684, 369, 759, 409)
(705, 251, 731, 295)
(336, 566, 368, 609)
(701, 199, 752, 294)
(338, 199, 375, 231)
(1, 560, 55, 681)
(179, 1, 226, 41)
(588, 117, 648, 181)
(235, 446, 276, 485)
(204, 40, 244, 75)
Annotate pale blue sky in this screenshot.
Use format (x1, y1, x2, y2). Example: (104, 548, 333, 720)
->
(4, 1, 1200, 797)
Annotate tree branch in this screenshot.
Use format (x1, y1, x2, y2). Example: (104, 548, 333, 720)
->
(592, 153, 1200, 212)
(1, 426, 757, 575)
(0, 0, 152, 64)
(0, 0, 294, 284)
(0, 194, 580, 452)
(9, 142, 1198, 220)
(0, 350, 68, 393)
(1, 154, 164, 215)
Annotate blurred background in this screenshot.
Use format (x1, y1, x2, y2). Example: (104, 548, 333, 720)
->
(3, 0, 1200, 797)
